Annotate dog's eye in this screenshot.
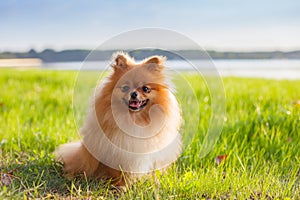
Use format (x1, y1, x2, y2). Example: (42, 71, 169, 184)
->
(121, 86, 130, 92)
(142, 86, 151, 93)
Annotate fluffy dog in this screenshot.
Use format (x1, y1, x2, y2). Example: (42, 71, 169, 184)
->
(55, 52, 182, 186)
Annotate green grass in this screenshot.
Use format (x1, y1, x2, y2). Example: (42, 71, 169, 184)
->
(0, 69, 299, 199)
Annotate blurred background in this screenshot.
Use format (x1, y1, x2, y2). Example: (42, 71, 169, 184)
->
(1, 0, 300, 79)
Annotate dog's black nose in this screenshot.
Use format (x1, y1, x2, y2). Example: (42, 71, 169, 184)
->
(130, 91, 138, 99)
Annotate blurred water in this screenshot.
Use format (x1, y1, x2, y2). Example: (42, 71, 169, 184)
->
(42, 59, 300, 80)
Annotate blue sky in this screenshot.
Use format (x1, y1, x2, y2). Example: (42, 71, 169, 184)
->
(1, 0, 300, 52)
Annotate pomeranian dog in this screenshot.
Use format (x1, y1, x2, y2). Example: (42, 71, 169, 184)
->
(55, 52, 182, 187)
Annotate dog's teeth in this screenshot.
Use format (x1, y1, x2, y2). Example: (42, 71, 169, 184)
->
(129, 99, 148, 110)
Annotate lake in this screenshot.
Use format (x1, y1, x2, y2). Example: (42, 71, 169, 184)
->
(42, 59, 300, 80)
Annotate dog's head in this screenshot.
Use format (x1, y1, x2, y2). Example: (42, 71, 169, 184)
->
(110, 52, 168, 114)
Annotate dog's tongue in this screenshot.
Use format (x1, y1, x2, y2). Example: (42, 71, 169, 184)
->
(130, 101, 141, 108)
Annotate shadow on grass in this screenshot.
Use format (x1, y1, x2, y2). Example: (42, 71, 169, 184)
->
(1, 156, 114, 198)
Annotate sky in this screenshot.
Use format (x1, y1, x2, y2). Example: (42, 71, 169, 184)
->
(1, 0, 300, 52)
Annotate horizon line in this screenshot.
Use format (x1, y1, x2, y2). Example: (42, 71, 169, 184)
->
(1, 48, 300, 54)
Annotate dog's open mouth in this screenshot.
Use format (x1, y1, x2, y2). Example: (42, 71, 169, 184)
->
(128, 99, 149, 111)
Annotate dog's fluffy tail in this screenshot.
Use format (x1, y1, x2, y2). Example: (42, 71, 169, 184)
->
(54, 142, 99, 178)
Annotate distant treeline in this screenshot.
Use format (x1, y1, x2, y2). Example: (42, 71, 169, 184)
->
(1, 49, 300, 62)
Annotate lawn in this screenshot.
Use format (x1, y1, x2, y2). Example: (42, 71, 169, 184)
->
(0, 69, 299, 199)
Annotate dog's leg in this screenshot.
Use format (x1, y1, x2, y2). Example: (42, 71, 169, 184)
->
(55, 142, 99, 178)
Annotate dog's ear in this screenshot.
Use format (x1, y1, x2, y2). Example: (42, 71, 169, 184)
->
(111, 52, 131, 70)
(144, 56, 166, 72)
(144, 55, 165, 65)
